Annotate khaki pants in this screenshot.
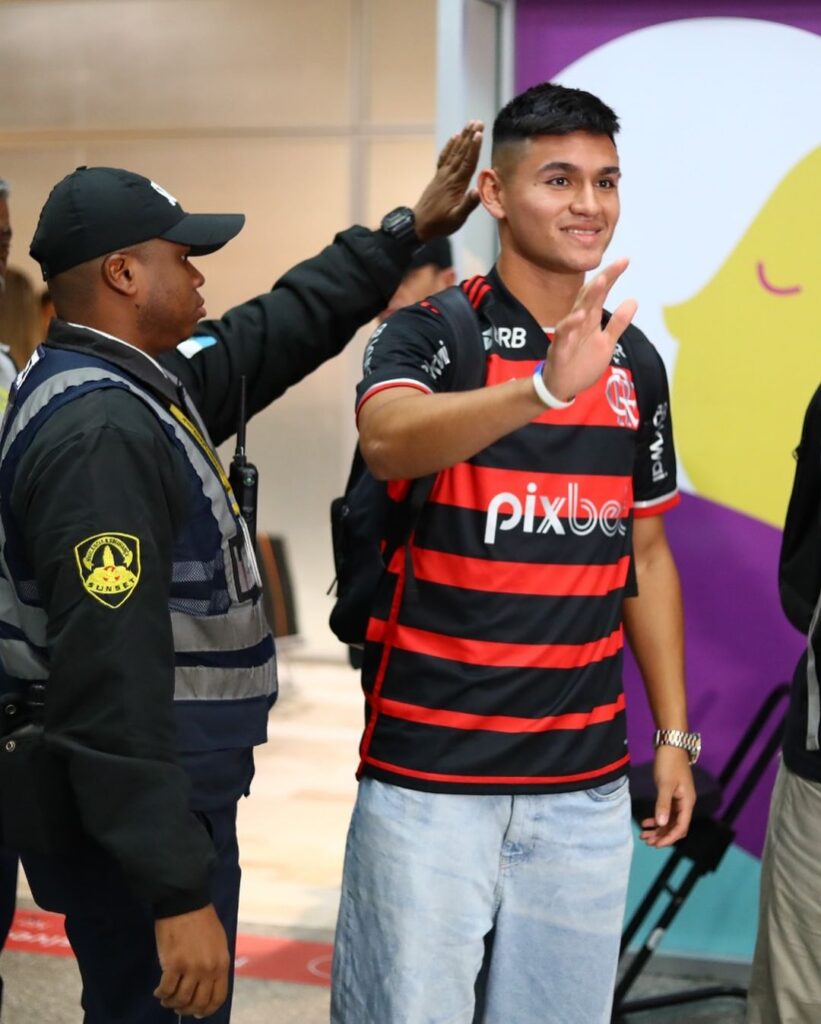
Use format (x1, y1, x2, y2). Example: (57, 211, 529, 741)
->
(747, 761, 821, 1023)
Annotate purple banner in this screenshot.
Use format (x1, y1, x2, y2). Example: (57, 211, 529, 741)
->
(516, 1, 821, 90)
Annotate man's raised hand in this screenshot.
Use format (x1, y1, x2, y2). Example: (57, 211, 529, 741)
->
(413, 121, 484, 241)
(543, 258, 638, 403)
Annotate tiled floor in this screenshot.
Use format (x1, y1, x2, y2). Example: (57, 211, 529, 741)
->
(235, 657, 363, 931)
(2, 658, 750, 1022)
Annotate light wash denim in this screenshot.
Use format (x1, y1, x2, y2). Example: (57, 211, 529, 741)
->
(331, 775, 632, 1024)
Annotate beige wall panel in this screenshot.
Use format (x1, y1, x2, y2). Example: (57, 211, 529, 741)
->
(364, 136, 437, 227)
(1, 136, 352, 311)
(84, 136, 352, 314)
(0, 145, 87, 285)
(240, 346, 358, 661)
(0, 0, 353, 132)
(365, 0, 436, 124)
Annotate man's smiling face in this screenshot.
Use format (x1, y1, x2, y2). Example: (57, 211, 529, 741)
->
(494, 131, 621, 276)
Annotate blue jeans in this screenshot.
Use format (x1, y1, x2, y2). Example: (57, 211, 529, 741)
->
(331, 776, 632, 1024)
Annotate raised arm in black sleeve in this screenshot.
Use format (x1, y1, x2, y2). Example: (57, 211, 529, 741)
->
(162, 227, 418, 446)
(12, 389, 216, 918)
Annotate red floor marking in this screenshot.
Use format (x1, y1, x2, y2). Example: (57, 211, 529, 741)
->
(6, 910, 73, 958)
(6, 910, 333, 988)
(234, 934, 332, 987)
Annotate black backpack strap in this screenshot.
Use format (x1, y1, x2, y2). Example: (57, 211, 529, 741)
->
(397, 284, 488, 600)
(430, 284, 489, 392)
(329, 286, 489, 647)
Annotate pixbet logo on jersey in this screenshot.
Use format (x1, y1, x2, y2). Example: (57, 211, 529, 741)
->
(484, 482, 627, 544)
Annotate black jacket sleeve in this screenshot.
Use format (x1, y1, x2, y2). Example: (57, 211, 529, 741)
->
(12, 389, 216, 918)
(779, 384, 821, 633)
(161, 225, 418, 446)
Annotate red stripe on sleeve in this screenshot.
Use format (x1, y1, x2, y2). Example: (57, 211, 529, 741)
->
(356, 379, 432, 420)
(633, 493, 681, 518)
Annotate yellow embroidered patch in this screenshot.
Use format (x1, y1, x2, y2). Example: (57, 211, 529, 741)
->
(74, 533, 141, 609)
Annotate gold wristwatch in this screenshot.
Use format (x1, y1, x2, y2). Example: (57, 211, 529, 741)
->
(653, 728, 701, 765)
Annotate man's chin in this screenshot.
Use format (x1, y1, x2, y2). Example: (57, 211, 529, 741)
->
(573, 245, 609, 271)
(538, 255, 605, 277)
(185, 312, 205, 336)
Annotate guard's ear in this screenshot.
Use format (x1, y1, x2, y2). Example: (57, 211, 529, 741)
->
(101, 252, 138, 297)
(478, 168, 505, 222)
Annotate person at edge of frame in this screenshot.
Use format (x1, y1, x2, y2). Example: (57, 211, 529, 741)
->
(0, 121, 482, 1024)
(330, 83, 698, 1024)
(746, 383, 821, 1024)
(0, 267, 42, 379)
(0, 173, 20, 1016)
(0, 176, 17, 409)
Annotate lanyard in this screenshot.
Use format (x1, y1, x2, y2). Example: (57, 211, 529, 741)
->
(168, 403, 241, 517)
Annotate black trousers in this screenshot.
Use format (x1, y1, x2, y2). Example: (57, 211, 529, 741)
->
(22, 804, 240, 1023)
(0, 848, 19, 1010)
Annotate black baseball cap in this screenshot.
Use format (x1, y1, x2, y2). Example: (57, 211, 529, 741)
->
(30, 166, 245, 280)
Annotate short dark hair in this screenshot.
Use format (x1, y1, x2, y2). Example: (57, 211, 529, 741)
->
(492, 82, 619, 161)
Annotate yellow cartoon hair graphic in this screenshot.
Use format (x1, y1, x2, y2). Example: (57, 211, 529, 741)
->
(667, 145, 821, 527)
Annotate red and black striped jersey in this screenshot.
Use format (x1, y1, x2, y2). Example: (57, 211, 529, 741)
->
(354, 267, 679, 794)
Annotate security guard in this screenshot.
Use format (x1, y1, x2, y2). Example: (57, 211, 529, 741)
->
(0, 126, 481, 1023)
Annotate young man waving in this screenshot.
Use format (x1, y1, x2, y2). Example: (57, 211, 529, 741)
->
(331, 83, 697, 1024)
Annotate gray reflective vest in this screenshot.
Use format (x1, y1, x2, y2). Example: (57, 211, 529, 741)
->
(0, 344, 277, 754)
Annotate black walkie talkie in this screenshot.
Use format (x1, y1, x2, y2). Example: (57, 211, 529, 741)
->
(229, 376, 259, 554)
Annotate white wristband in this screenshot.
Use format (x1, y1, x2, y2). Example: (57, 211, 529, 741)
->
(532, 362, 575, 409)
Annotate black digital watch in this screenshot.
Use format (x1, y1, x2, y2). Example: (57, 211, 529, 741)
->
(380, 206, 419, 248)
